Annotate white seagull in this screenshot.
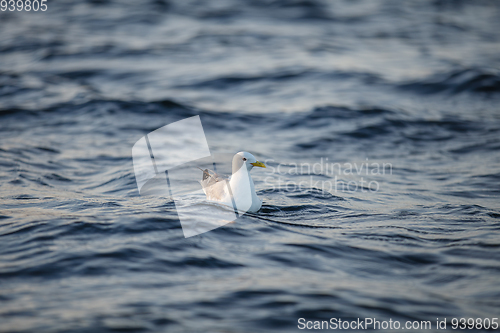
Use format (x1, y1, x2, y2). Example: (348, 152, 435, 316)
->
(199, 152, 266, 213)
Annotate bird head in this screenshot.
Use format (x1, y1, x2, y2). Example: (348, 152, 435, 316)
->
(232, 151, 266, 174)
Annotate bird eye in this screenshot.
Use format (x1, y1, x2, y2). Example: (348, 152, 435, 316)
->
(242, 157, 247, 161)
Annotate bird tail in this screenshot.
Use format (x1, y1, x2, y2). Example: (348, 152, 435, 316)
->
(196, 166, 211, 181)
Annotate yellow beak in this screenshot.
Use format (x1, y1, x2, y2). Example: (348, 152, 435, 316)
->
(251, 161, 266, 168)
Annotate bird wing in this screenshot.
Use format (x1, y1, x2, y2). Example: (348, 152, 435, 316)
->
(198, 168, 230, 201)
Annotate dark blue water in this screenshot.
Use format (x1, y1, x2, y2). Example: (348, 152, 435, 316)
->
(1, 0, 500, 332)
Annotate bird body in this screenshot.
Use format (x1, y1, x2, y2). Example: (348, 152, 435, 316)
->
(199, 152, 265, 213)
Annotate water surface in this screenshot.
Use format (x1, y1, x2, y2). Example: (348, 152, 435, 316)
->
(1, 0, 500, 332)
